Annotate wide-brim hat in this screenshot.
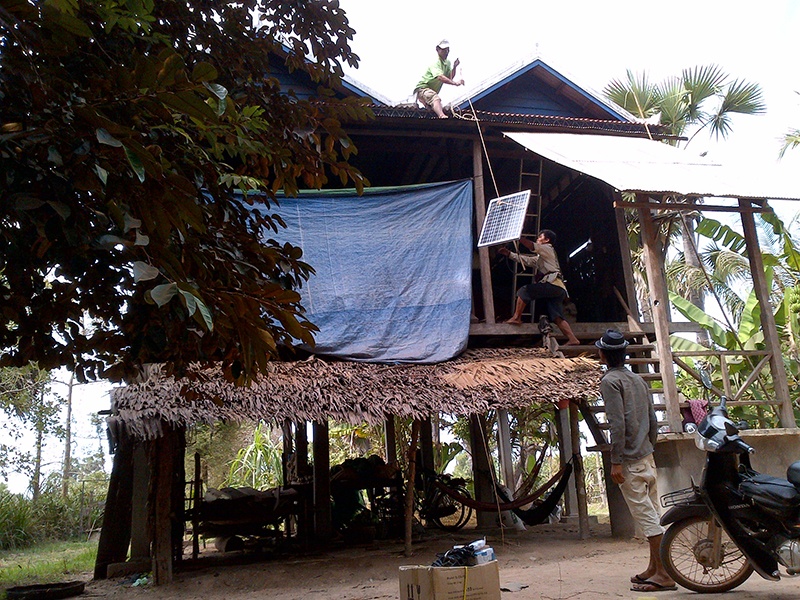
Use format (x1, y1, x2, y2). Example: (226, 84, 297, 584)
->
(595, 329, 629, 350)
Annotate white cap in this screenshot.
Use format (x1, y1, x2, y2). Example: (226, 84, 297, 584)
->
(437, 39, 450, 49)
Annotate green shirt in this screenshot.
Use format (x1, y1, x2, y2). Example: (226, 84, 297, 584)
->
(415, 58, 452, 94)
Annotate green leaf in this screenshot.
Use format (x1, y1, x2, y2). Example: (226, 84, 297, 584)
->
(192, 62, 218, 83)
(94, 164, 108, 184)
(149, 283, 178, 307)
(48, 7, 93, 38)
(47, 146, 63, 166)
(96, 128, 123, 147)
(133, 261, 160, 282)
(179, 289, 197, 316)
(14, 196, 46, 210)
(669, 291, 730, 346)
(158, 91, 218, 123)
(193, 296, 214, 331)
(123, 213, 142, 232)
(738, 289, 762, 341)
(124, 146, 146, 182)
(203, 81, 227, 100)
(135, 231, 150, 246)
(695, 217, 746, 253)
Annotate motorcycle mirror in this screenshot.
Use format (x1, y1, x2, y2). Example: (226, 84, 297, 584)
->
(699, 368, 713, 389)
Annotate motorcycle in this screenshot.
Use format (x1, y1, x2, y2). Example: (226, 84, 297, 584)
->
(659, 395, 800, 593)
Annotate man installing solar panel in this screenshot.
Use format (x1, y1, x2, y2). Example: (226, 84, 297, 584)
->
(498, 229, 581, 346)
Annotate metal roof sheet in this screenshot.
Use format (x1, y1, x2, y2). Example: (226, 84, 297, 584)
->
(504, 132, 800, 201)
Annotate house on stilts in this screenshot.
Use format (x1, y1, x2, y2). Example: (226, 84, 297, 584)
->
(97, 50, 800, 584)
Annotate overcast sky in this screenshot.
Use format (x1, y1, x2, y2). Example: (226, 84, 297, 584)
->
(339, 0, 800, 177)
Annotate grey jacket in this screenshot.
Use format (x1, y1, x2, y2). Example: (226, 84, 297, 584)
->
(600, 367, 658, 464)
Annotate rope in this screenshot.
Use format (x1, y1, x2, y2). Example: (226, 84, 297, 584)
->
(477, 414, 505, 544)
(452, 97, 500, 198)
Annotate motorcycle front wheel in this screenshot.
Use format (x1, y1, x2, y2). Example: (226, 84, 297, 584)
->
(661, 515, 754, 593)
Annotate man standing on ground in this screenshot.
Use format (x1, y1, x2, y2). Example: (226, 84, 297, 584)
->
(414, 39, 463, 118)
(596, 329, 677, 593)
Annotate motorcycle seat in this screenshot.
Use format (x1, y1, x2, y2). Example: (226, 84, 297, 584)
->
(787, 461, 800, 487)
(739, 471, 800, 511)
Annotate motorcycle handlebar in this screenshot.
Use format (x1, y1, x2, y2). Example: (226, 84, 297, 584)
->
(732, 437, 755, 454)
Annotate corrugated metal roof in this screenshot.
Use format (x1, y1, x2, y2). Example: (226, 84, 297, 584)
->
(504, 132, 800, 201)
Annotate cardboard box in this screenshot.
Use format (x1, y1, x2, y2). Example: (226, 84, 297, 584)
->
(399, 561, 500, 600)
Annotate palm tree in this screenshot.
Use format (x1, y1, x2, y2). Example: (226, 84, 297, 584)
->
(780, 129, 800, 158)
(604, 65, 766, 143)
(604, 66, 766, 342)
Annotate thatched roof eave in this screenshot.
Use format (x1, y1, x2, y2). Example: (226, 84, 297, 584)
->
(110, 347, 601, 439)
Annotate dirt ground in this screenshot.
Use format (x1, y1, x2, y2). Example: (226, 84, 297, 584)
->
(85, 522, 798, 600)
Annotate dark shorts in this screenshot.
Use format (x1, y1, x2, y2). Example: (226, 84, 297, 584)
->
(517, 282, 566, 320)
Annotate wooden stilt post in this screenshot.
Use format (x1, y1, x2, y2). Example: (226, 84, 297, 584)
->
(404, 419, 421, 557)
(497, 409, 515, 489)
(469, 414, 495, 527)
(420, 417, 435, 474)
(191, 452, 201, 560)
(129, 443, 150, 562)
(94, 427, 134, 580)
(473, 138, 495, 324)
(555, 401, 578, 517)
(569, 402, 590, 539)
(739, 198, 796, 428)
(385, 416, 397, 464)
(151, 431, 175, 585)
(312, 420, 332, 541)
(638, 196, 682, 432)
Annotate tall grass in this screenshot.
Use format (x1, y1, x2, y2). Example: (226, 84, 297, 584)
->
(0, 489, 104, 551)
(0, 540, 97, 590)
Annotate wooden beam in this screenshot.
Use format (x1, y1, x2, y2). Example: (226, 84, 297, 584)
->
(616, 200, 769, 213)
(637, 195, 682, 432)
(474, 138, 496, 323)
(739, 198, 796, 428)
(614, 194, 640, 324)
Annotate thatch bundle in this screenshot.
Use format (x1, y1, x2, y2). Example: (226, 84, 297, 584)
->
(110, 347, 601, 439)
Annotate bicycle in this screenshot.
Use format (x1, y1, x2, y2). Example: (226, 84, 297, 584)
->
(415, 469, 473, 531)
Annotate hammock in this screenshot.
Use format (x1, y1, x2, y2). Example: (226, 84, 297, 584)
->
(496, 462, 573, 526)
(431, 461, 571, 513)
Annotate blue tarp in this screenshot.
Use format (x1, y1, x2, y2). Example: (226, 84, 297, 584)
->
(252, 180, 473, 363)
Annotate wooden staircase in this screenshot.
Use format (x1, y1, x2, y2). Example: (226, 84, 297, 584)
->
(546, 328, 671, 451)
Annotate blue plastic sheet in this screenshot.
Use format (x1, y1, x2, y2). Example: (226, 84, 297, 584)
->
(252, 180, 473, 363)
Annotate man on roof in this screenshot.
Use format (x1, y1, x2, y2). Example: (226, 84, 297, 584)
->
(414, 39, 464, 119)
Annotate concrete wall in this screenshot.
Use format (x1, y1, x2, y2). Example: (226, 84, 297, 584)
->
(654, 428, 800, 496)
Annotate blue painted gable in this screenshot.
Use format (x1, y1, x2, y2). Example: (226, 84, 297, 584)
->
(267, 52, 388, 105)
(453, 58, 631, 121)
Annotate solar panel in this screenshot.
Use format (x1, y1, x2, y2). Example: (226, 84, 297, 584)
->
(477, 190, 531, 247)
